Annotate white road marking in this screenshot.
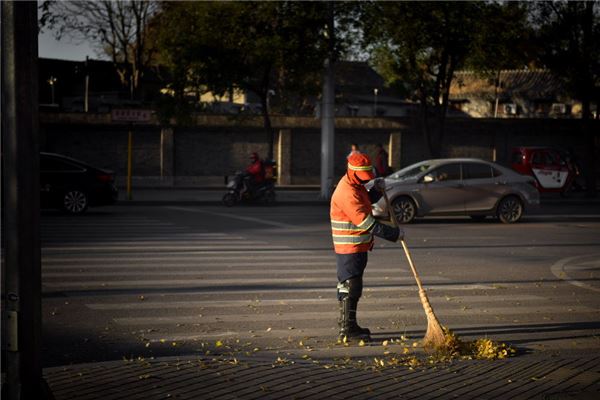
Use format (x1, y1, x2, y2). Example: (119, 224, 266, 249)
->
(42, 261, 335, 269)
(43, 267, 408, 277)
(42, 275, 450, 288)
(41, 251, 326, 262)
(42, 244, 288, 252)
(113, 305, 594, 326)
(550, 254, 600, 293)
(43, 284, 495, 295)
(166, 206, 297, 229)
(86, 294, 545, 310)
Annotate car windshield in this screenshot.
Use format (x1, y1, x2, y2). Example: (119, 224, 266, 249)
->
(389, 162, 432, 181)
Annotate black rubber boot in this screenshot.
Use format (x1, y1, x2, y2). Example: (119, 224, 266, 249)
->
(338, 297, 371, 342)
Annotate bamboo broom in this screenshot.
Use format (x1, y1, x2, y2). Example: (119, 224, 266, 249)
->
(381, 189, 447, 349)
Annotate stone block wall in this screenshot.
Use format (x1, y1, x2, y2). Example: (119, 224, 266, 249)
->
(41, 113, 598, 187)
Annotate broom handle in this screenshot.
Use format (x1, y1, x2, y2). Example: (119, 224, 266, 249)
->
(381, 188, 438, 322)
(400, 239, 425, 292)
(381, 189, 425, 292)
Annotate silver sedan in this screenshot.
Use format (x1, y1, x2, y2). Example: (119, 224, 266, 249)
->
(370, 158, 540, 223)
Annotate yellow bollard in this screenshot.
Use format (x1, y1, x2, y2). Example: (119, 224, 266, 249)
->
(127, 129, 133, 200)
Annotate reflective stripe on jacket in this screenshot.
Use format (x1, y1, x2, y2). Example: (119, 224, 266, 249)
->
(330, 174, 376, 254)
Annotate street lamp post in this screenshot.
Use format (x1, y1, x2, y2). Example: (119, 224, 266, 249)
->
(373, 88, 378, 116)
(47, 76, 57, 105)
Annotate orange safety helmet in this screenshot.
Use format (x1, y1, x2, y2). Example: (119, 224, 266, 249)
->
(347, 152, 375, 185)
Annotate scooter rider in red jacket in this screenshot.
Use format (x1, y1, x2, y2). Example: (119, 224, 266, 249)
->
(242, 152, 265, 196)
(330, 152, 404, 342)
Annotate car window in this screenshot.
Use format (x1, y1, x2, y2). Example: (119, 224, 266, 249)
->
(464, 163, 493, 180)
(41, 157, 84, 172)
(532, 152, 544, 165)
(492, 167, 503, 177)
(546, 151, 558, 165)
(428, 163, 461, 182)
(510, 151, 524, 164)
(390, 163, 431, 181)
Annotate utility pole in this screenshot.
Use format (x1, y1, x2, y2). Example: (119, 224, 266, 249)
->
(84, 56, 90, 112)
(320, 1, 335, 200)
(1, 1, 48, 399)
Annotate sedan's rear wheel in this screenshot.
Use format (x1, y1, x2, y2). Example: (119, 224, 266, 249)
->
(497, 196, 523, 223)
(63, 189, 88, 214)
(391, 196, 417, 224)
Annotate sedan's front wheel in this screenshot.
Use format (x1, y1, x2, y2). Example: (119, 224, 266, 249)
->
(62, 189, 88, 214)
(391, 196, 417, 224)
(497, 196, 523, 223)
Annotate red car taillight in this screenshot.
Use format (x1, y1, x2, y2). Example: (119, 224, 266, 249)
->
(97, 173, 113, 183)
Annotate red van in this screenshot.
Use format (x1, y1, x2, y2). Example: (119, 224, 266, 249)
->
(510, 147, 576, 194)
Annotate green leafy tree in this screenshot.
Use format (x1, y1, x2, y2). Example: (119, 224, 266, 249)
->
(531, 1, 599, 197)
(362, 1, 528, 158)
(40, 0, 159, 100)
(153, 1, 330, 159)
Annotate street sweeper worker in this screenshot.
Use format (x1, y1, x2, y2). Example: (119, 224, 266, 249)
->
(330, 152, 404, 342)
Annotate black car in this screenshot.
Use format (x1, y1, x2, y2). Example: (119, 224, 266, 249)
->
(40, 152, 118, 214)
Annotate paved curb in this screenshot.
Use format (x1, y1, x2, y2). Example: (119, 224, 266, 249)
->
(44, 353, 600, 400)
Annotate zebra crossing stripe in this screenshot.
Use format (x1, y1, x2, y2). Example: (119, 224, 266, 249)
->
(112, 306, 594, 326)
(85, 294, 545, 310)
(42, 244, 290, 251)
(43, 267, 407, 276)
(42, 275, 450, 288)
(165, 206, 298, 229)
(42, 284, 496, 294)
(41, 252, 330, 262)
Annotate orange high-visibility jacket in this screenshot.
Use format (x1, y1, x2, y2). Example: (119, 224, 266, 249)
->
(330, 174, 376, 254)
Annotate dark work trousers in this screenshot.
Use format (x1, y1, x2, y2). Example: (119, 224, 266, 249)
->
(336, 252, 368, 284)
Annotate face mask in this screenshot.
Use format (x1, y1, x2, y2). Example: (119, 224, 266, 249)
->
(354, 172, 370, 185)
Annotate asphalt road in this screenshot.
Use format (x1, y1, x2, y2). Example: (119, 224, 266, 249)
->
(41, 203, 600, 368)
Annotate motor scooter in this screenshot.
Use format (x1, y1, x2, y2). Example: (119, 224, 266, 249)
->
(222, 171, 276, 206)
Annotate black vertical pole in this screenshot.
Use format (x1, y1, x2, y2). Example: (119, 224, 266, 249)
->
(1, 1, 45, 399)
(320, 1, 335, 200)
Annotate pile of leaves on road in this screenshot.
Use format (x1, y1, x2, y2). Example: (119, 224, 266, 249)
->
(332, 327, 517, 371)
(430, 327, 516, 360)
(367, 328, 517, 370)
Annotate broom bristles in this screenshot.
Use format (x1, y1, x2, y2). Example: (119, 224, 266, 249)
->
(419, 288, 447, 348)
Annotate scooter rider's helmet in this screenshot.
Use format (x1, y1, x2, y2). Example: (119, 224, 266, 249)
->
(250, 152, 259, 162)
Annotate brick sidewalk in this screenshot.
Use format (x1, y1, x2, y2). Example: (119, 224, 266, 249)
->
(45, 353, 600, 400)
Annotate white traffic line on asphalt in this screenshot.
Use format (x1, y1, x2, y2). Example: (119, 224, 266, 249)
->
(43, 284, 495, 295)
(42, 275, 450, 288)
(42, 264, 405, 273)
(550, 253, 600, 293)
(86, 294, 545, 310)
(42, 240, 263, 248)
(42, 266, 411, 277)
(113, 305, 594, 326)
(41, 244, 289, 252)
(42, 261, 335, 269)
(165, 206, 297, 229)
(41, 249, 325, 261)
(526, 214, 600, 219)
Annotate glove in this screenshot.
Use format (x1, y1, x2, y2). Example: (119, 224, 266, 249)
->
(372, 222, 402, 243)
(372, 178, 386, 192)
(397, 227, 405, 242)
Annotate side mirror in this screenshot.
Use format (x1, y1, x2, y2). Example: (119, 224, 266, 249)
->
(423, 174, 434, 183)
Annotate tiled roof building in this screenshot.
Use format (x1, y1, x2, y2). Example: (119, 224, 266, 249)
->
(449, 69, 586, 118)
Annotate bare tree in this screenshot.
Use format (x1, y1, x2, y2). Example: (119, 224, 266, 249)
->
(40, 0, 158, 99)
